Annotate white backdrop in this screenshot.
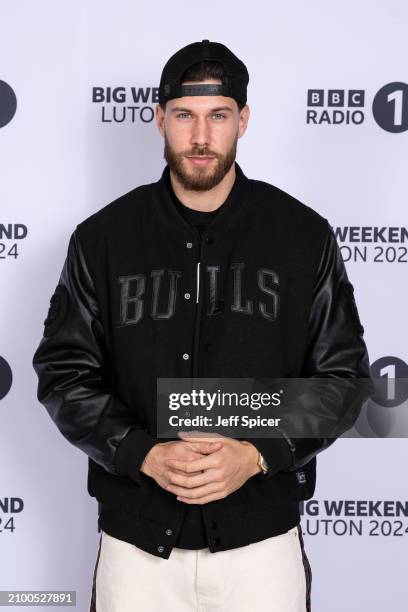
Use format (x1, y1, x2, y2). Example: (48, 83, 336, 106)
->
(1, 1, 407, 610)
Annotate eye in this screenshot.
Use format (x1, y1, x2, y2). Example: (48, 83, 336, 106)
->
(176, 112, 191, 119)
(212, 113, 226, 120)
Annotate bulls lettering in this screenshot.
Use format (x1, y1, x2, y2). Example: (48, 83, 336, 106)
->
(117, 264, 280, 327)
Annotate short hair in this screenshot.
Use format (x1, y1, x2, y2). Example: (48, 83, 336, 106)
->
(159, 60, 245, 112)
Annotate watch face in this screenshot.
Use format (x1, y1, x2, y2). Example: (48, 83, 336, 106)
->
(259, 454, 268, 472)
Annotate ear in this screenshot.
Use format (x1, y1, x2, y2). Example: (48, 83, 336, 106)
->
(238, 104, 250, 138)
(156, 104, 165, 137)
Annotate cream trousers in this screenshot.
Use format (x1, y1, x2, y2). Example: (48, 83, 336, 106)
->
(89, 524, 311, 612)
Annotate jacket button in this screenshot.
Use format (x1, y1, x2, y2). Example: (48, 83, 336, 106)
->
(186, 242, 193, 249)
(165, 528, 173, 536)
(182, 353, 190, 360)
(209, 520, 218, 529)
(157, 545, 165, 553)
(206, 236, 214, 244)
(203, 343, 210, 352)
(184, 292, 191, 300)
(211, 536, 221, 546)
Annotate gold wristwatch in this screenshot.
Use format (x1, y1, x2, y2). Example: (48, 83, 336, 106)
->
(257, 452, 269, 474)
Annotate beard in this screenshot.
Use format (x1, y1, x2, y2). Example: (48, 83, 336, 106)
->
(163, 132, 238, 191)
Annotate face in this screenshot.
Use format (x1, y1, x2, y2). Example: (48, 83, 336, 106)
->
(156, 79, 250, 191)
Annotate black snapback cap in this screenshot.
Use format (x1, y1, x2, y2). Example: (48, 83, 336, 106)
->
(158, 39, 249, 107)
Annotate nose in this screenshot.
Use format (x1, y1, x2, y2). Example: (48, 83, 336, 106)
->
(190, 116, 210, 149)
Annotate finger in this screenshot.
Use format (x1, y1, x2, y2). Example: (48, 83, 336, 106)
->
(167, 467, 204, 477)
(165, 454, 219, 473)
(167, 481, 223, 499)
(165, 469, 217, 489)
(176, 488, 227, 504)
(178, 431, 224, 442)
(178, 430, 223, 438)
(181, 448, 211, 459)
(169, 443, 223, 463)
(179, 432, 224, 449)
(183, 441, 223, 455)
(167, 466, 198, 476)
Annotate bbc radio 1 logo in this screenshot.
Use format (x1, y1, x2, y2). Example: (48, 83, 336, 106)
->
(0, 355, 13, 400)
(0, 80, 17, 128)
(307, 82, 408, 132)
(355, 356, 408, 438)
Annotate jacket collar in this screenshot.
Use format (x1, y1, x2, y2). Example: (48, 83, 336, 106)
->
(152, 161, 252, 236)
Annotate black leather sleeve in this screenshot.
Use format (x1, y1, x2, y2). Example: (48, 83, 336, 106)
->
(32, 229, 158, 485)
(250, 223, 374, 479)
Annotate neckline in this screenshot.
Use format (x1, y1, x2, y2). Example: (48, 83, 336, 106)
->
(164, 167, 231, 217)
(154, 161, 251, 237)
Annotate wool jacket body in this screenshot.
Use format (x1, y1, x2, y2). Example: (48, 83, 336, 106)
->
(32, 162, 372, 559)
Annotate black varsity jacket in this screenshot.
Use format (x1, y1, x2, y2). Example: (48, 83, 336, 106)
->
(32, 162, 372, 559)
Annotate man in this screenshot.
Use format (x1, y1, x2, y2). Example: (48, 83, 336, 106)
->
(32, 40, 372, 611)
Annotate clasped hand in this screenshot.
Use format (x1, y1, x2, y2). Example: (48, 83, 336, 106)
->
(142, 431, 260, 504)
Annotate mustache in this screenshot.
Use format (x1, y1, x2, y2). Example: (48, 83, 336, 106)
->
(185, 149, 218, 157)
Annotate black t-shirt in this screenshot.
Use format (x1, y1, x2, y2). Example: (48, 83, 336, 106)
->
(164, 171, 224, 549)
(165, 171, 222, 238)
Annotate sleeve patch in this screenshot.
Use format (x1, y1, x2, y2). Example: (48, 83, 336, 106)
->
(43, 284, 69, 337)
